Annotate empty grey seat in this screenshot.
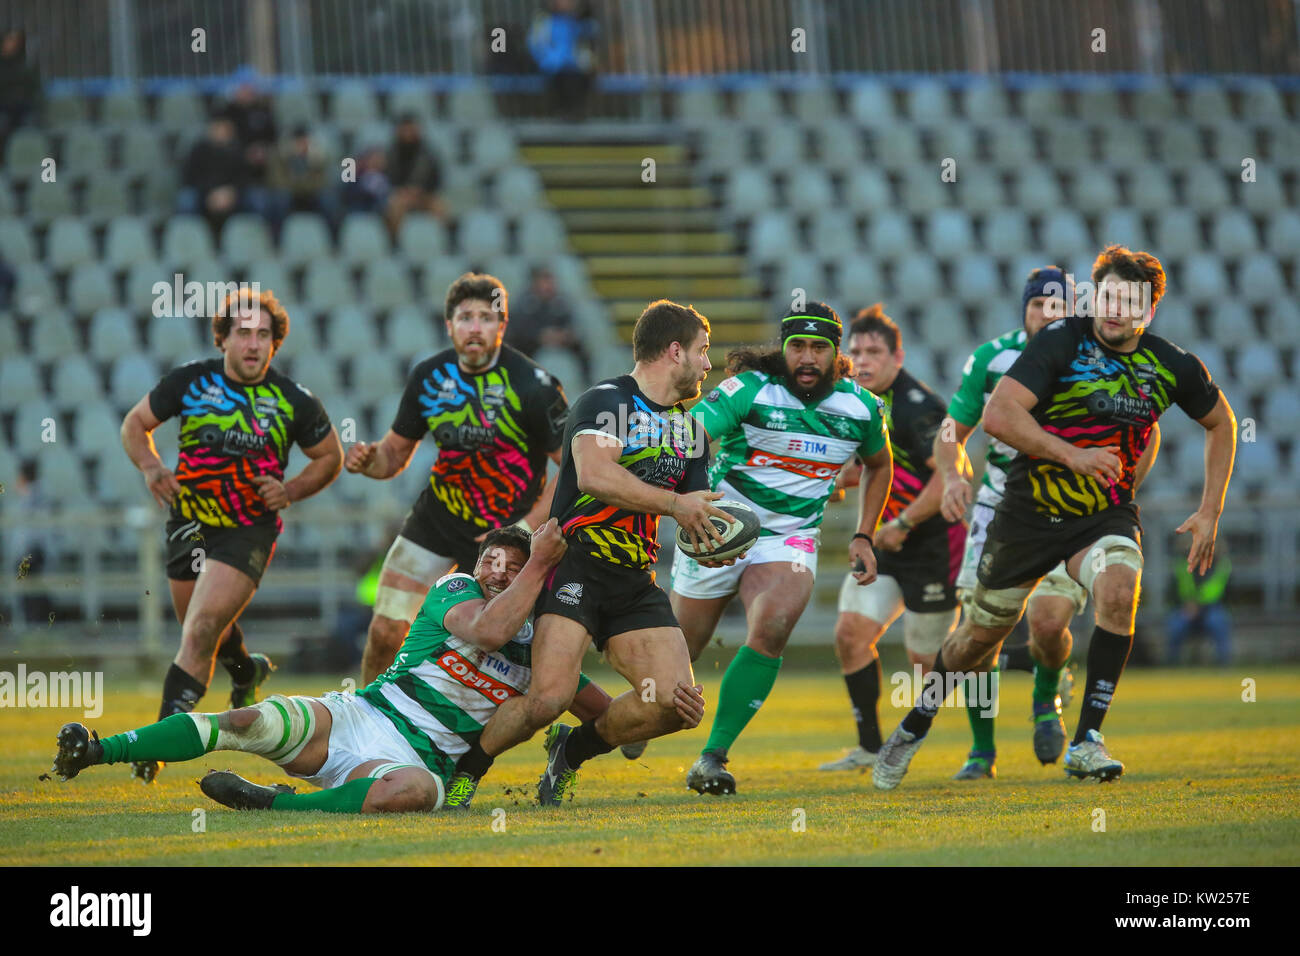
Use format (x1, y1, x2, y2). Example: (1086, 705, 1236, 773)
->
(494, 165, 544, 211)
(1151, 124, 1204, 168)
(83, 171, 132, 224)
(791, 85, 839, 124)
(13, 262, 57, 315)
(5, 128, 50, 174)
(748, 212, 797, 264)
(325, 305, 376, 356)
(457, 209, 508, 260)
(809, 211, 860, 258)
(58, 125, 110, 180)
(1095, 123, 1148, 168)
(1206, 120, 1256, 164)
(1132, 82, 1177, 122)
(387, 304, 440, 357)
(0, 358, 41, 411)
(79, 405, 128, 463)
(816, 120, 864, 172)
(362, 260, 415, 310)
(1039, 209, 1091, 256)
(1070, 169, 1121, 213)
(866, 209, 916, 256)
(831, 255, 884, 308)
(774, 252, 828, 302)
(1263, 388, 1300, 430)
(466, 125, 517, 174)
(398, 213, 448, 261)
(734, 86, 782, 124)
(1124, 165, 1176, 212)
(1210, 301, 1254, 343)
(1186, 84, 1232, 123)
(982, 209, 1029, 250)
(961, 81, 1010, 121)
(755, 124, 806, 171)
(25, 180, 74, 225)
(925, 208, 975, 257)
(1075, 85, 1123, 123)
(440, 166, 483, 212)
(349, 351, 398, 403)
(954, 166, 1004, 213)
(898, 166, 950, 214)
(101, 87, 146, 125)
(46, 217, 96, 271)
(338, 213, 390, 265)
(893, 253, 942, 303)
(677, 87, 725, 128)
(1019, 86, 1064, 122)
(1261, 298, 1300, 347)
(1150, 300, 1197, 341)
(952, 255, 1001, 305)
(1211, 209, 1258, 255)
(119, 125, 167, 178)
(847, 83, 897, 128)
(906, 80, 952, 123)
(50, 354, 105, 409)
(725, 166, 776, 219)
(220, 214, 274, 269)
(89, 307, 136, 361)
(985, 122, 1036, 169)
(1239, 167, 1285, 215)
(1179, 252, 1228, 302)
(424, 257, 471, 300)
(1012, 167, 1062, 213)
(1239, 80, 1286, 123)
(280, 213, 333, 267)
(162, 215, 216, 268)
(1097, 208, 1150, 249)
(330, 81, 379, 131)
(387, 84, 435, 122)
(0, 218, 35, 263)
(155, 89, 206, 133)
(842, 166, 892, 212)
(694, 121, 749, 173)
(124, 260, 170, 312)
(1182, 164, 1232, 211)
(871, 126, 923, 170)
(516, 210, 567, 257)
(1153, 208, 1203, 258)
(150, 314, 203, 363)
(274, 85, 321, 128)
(445, 83, 497, 122)
(69, 263, 118, 314)
(304, 259, 355, 306)
(1235, 258, 1285, 305)
(109, 355, 161, 406)
(785, 168, 834, 214)
(927, 122, 977, 165)
(46, 90, 88, 127)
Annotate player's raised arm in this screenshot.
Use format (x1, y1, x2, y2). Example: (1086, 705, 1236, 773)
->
(1177, 393, 1237, 575)
(344, 428, 420, 479)
(121, 393, 181, 509)
(571, 431, 730, 550)
(442, 519, 568, 651)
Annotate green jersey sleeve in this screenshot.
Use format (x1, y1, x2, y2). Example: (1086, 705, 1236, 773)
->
(690, 372, 762, 442)
(857, 391, 889, 460)
(414, 572, 484, 632)
(947, 344, 992, 427)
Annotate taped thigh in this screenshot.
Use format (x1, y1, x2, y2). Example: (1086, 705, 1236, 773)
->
(192, 695, 317, 765)
(967, 582, 1033, 629)
(1031, 562, 1088, 617)
(373, 536, 455, 619)
(1075, 535, 1143, 597)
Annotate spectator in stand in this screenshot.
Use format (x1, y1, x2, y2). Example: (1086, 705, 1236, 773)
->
(221, 82, 278, 219)
(1166, 549, 1233, 666)
(178, 116, 246, 236)
(504, 265, 589, 377)
(528, 0, 599, 120)
(266, 124, 336, 232)
(0, 29, 41, 149)
(384, 113, 445, 236)
(341, 145, 391, 217)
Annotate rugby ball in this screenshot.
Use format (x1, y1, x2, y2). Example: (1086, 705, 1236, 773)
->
(675, 499, 761, 562)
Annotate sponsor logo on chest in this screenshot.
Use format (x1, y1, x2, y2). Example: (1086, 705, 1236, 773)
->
(436, 649, 523, 703)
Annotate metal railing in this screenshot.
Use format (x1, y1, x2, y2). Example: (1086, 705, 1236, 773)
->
(14, 0, 1300, 84)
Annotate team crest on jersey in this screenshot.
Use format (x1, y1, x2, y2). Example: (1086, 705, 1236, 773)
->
(201, 383, 225, 403)
(534, 368, 552, 386)
(555, 582, 583, 605)
(923, 582, 946, 602)
(446, 578, 469, 592)
(706, 389, 722, 402)
(767, 409, 788, 430)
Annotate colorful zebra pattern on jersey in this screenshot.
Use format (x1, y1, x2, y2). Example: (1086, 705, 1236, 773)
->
(1003, 316, 1221, 522)
(392, 346, 568, 530)
(148, 359, 332, 528)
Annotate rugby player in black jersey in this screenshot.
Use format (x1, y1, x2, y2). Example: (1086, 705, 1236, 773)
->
(120, 289, 343, 782)
(873, 245, 1236, 789)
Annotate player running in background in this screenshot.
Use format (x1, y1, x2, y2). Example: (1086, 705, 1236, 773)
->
(345, 273, 570, 684)
(119, 288, 343, 783)
(48, 522, 695, 812)
(446, 300, 725, 807)
(819, 304, 964, 773)
(873, 245, 1235, 789)
(936, 267, 1161, 779)
(671, 302, 892, 795)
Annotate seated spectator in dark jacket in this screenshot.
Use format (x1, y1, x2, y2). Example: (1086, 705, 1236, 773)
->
(385, 114, 445, 235)
(221, 82, 278, 218)
(341, 145, 391, 217)
(178, 116, 246, 235)
(505, 266, 588, 376)
(267, 125, 337, 230)
(0, 29, 41, 148)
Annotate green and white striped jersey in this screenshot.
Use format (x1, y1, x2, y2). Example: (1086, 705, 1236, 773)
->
(690, 371, 888, 536)
(359, 573, 532, 781)
(946, 328, 1027, 508)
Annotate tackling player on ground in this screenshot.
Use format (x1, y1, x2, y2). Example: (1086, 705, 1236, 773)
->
(119, 288, 343, 783)
(670, 302, 892, 794)
(345, 272, 570, 684)
(447, 300, 725, 806)
(819, 304, 964, 773)
(936, 267, 1160, 779)
(873, 245, 1235, 789)
(47, 522, 703, 812)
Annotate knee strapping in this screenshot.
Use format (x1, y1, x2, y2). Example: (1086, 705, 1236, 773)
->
(189, 695, 316, 765)
(968, 583, 1032, 629)
(1077, 535, 1144, 596)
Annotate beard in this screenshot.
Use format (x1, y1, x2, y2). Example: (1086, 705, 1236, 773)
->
(674, 366, 703, 402)
(789, 363, 837, 402)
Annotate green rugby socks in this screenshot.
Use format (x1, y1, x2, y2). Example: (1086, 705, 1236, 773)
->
(99, 713, 207, 764)
(1033, 659, 1064, 705)
(703, 645, 782, 754)
(964, 665, 999, 754)
(271, 777, 376, 813)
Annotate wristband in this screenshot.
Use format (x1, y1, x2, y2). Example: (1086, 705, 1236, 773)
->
(512, 518, 532, 533)
(896, 513, 914, 532)
(852, 533, 873, 547)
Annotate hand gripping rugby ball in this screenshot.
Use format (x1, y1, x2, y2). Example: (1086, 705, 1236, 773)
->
(676, 499, 762, 562)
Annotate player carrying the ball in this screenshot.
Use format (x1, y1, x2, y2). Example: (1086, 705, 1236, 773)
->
(345, 272, 570, 684)
(47, 522, 703, 813)
(670, 302, 893, 795)
(872, 245, 1236, 789)
(119, 288, 343, 784)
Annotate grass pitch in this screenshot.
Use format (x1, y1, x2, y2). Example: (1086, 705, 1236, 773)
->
(2, 662, 1298, 866)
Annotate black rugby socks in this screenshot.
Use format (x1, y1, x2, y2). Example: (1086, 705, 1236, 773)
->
(844, 660, 882, 751)
(1073, 627, 1133, 744)
(563, 720, 615, 769)
(157, 663, 207, 720)
(218, 622, 255, 686)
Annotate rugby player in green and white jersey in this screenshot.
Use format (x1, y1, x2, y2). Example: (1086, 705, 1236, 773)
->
(935, 267, 1160, 777)
(671, 302, 894, 795)
(49, 521, 701, 812)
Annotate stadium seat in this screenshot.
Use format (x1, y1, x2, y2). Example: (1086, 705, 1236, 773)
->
(847, 83, 897, 127)
(220, 214, 274, 270)
(150, 314, 203, 364)
(677, 87, 725, 128)
(280, 213, 333, 267)
(1132, 81, 1177, 122)
(46, 217, 96, 271)
(546, 254, 591, 301)
(325, 305, 376, 356)
(45, 90, 88, 127)
(1151, 124, 1203, 168)
(954, 166, 1004, 213)
(273, 84, 320, 128)
(814, 120, 863, 173)
(1264, 122, 1300, 171)
(809, 210, 861, 258)
(0, 358, 42, 412)
(397, 213, 448, 261)
(1232, 435, 1281, 493)
(927, 121, 976, 165)
(866, 209, 916, 256)
(0, 312, 17, 357)
(161, 215, 217, 269)
(424, 257, 471, 301)
(985, 122, 1036, 169)
(457, 208, 508, 260)
(830, 256, 884, 311)
(1075, 85, 1123, 123)
(913, 298, 970, 345)
(58, 125, 110, 181)
(1019, 86, 1064, 122)
(1265, 209, 1300, 257)
(1153, 209, 1203, 258)
(785, 168, 835, 215)
(100, 86, 146, 125)
(1235, 343, 1284, 396)
(118, 125, 166, 179)
(775, 252, 828, 302)
(349, 350, 400, 404)
(791, 85, 839, 124)
(1210, 210, 1259, 256)
(1182, 164, 1232, 212)
(1186, 84, 1232, 124)
(12, 262, 57, 315)
(871, 126, 924, 170)
(96, 448, 151, 505)
(981, 208, 1030, 251)
(1263, 388, 1300, 431)
(1039, 121, 1091, 169)
(338, 213, 391, 265)
(83, 171, 131, 224)
(755, 124, 806, 172)
(901, 343, 939, 387)
(362, 260, 415, 310)
(842, 166, 892, 212)
(516, 210, 567, 257)
(898, 166, 950, 214)
(906, 79, 952, 123)
(50, 354, 105, 410)
(4, 128, 49, 175)
(1261, 298, 1300, 347)
(123, 261, 170, 312)
(9, 399, 61, 453)
(0, 218, 35, 263)
(466, 125, 517, 174)
(1094, 123, 1148, 169)
(25, 180, 74, 225)
(36, 445, 88, 506)
(724, 166, 776, 219)
(1150, 300, 1197, 341)
(961, 81, 1010, 121)
(88, 307, 137, 362)
(925, 208, 975, 258)
(1096, 208, 1150, 249)
(1039, 209, 1091, 257)
(439, 166, 483, 213)
(387, 84, 435, 122)
(1239, 167, 1286, 215)
(303, 258, 356, 307)
(494, 165, 544, 211)
(1235, 258, 1285, 306)
(1240, 79, 1287, 123)
(748, 211, 798, 264)
(952, 255, 1001, 306)
(1012, 167, 1063, 214)
(329, 82, 379, 132)
(1206, 120, 1257, 165)
(893, 253, 942, 304)
(387, 304, 440, 357)
(1123, 165, 1176, 212)
(1069, 168, 1121, 212)
(694, 121, 749, 173)
(734, 86, 782, 124)
(68, 263, 118, 315)
(75, 405, 124, 461)
(1178, 253, 1229, 304)
(1208, 301, 1254, 343)
(155, 89, 206, 134)
(445, 83, 496, 122)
